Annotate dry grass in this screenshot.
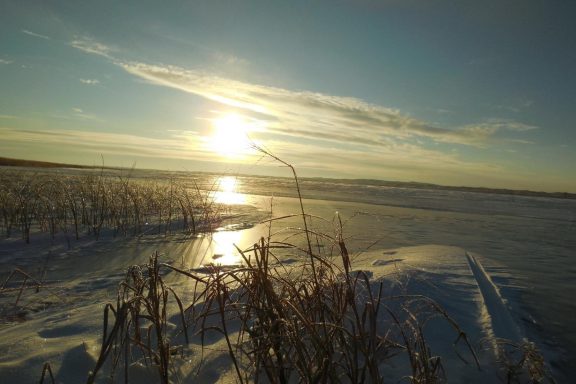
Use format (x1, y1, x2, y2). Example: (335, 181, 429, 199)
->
(8, 153, 553, 383)
(0, 267, 64, 323)
(87, 252, 192, 384)
(84, 150, 493, 383)
(495, 340, 556, 384)
(0, 169, 222, 244)
(186, 224, 483, 383)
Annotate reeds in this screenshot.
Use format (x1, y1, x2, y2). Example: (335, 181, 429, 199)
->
(87, 252, 191, 384)
(0, 169, 221, 243)
(14, 154, 553, 382)
(189, 223, 482, 383)
(85, 149, 492, 383)
(495, 340, 556, 384)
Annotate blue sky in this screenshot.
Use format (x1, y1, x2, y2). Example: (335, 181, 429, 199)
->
(1, 0, 575, 192)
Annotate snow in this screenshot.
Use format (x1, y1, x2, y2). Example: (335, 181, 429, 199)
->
(1, 223, 537, 383)
(355, 245, 522, 381)
(466, 252, 523, 345)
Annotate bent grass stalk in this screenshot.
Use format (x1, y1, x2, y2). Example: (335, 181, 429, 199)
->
(0, 267, 65, 323)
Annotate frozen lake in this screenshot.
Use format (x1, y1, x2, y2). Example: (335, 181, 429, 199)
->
(236, 175, 576, 381)
(1, 168, 574, 381)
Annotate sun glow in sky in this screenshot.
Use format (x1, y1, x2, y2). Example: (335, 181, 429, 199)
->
(208, 114, 254, 159)
(1, 1, 576, 192)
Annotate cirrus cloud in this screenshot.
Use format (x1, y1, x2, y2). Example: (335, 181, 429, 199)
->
(79, 78, 100, 85)
(120, 62, 537, 149)
(67, 37, 537, 152)
(69, 37, 116, 58)
(60, 36, 546, 189)
(22, 29, 51, 40)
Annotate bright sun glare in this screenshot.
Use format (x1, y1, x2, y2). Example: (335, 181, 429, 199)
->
(209, 113, 253, 158)
(215, 176, 245, 205)
(219, 175, 237, 192)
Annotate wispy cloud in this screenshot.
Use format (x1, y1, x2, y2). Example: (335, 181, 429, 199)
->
(120, 62, 537, 149)
(69, 37, 115, 58)
(79, 78, 100, 85)
(0, 59, 13, 65)
(71, 107, 101, 121)
(67, 37, 536, 151)
(47, 108, 103, 122)
(494, 99, 534, 113)
(212, 51, 249, 67)
(0, 127, 213, 162)
(22, 29, 51, 40)
(484, 119, 537, 132)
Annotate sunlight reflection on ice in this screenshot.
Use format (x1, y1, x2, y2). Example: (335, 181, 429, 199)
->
(210, 230, 244, 266)
(214, 176, 246, 205)
(185, 176, 253, 270)
(184, 225, 256, 271)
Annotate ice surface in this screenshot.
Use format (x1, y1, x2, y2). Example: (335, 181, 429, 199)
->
(1, 173, 571, 381)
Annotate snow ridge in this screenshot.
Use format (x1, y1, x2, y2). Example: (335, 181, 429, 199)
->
(465, 252, 523, 344)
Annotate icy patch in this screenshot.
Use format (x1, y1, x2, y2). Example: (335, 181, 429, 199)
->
(371, 258, 404, 266)
(215, 222, 254, 231)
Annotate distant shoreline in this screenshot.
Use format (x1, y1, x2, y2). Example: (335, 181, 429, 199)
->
(1, 156, 574, 200)
(300, 177, 576, 200)
(0, 156, 122, 171)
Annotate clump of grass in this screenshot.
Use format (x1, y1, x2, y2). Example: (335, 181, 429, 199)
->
(0, 168, 225, 244)
(190, 227, 481, 382)
(87, 252, 191, 384)
(496, 340, 556, 384)
(181, 147, 480, 382)
(194, 238, 391, 382)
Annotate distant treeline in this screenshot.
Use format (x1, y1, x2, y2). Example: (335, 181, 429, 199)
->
(304, 177, 576, 200)
(2, 156, 574, 200)
(0, 157, 117, 170)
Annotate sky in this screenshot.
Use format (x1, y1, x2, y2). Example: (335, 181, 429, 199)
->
(1, 0, 575, 192)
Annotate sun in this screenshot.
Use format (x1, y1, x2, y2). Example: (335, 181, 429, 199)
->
(208, 113, 253, 158)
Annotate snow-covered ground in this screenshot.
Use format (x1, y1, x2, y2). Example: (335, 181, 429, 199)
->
(0, 191, 566, 382)
(0, 237, 530, 382)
